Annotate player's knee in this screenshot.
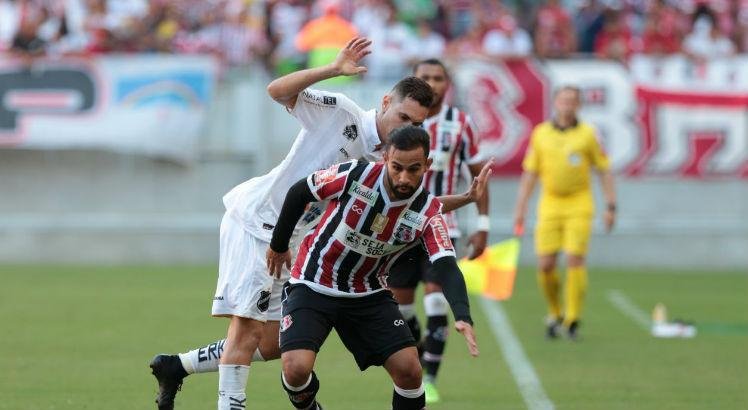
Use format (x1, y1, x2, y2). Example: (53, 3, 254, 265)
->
(282, 355, 313, 386)
(423, 292, 449, 316)
(539, 258, 556, 273)
(568, 254, 585, 267)
(424, 281, 443, 294)
(228, 318, 264, 350)
(392, 362, 423, 389)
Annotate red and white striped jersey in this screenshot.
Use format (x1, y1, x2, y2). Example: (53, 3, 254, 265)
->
(423, 105, 482, 237)
(290, 160, 456, 297)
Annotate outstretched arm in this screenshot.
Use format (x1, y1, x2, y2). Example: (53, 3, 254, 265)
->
(439, 158, 493, 213)
(466, 161, 490, 259)
(267, 178, 317, 278)
(431, 256, 479, 357)
(266, 37, 371, 109)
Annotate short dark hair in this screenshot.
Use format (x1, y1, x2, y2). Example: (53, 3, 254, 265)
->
(554, 85, 581, 98)
(386, 125, 431, 157)
(390, 76, 433, 108)
(412, 58, 450, 79)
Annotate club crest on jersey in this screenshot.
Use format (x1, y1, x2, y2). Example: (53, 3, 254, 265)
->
(400, 210, 426, 229)
(343, 124, 358, 141)
(280, 314, 293, 332)
(371, 213, 388, 234)
(345, 230, 361, 247)
(349, 181, 378, 206)
(394, 224, 415, 242)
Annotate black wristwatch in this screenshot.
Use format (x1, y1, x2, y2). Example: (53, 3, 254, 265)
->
(607, 203, 617, 212)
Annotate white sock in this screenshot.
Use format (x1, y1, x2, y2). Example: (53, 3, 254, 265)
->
(394, 383, 425, 398)
(178, 339, 226, 374)
(398, 303, 416, 321)
(218, 364, 249, 410)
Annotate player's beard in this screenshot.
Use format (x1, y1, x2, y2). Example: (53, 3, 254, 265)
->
(386, 173, 416, 199)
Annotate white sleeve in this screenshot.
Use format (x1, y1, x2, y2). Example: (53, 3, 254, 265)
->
(290, 89, 345, 130)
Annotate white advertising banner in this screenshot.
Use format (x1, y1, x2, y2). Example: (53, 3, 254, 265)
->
(0, 55, 218, 161)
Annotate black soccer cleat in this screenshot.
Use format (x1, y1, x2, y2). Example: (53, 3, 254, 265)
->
(545, 317, 562, 339)
(566, 321, 581, 341)
(150, 354, 189, 410)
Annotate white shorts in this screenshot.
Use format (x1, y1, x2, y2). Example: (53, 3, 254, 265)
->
(211, 213, 291, 321)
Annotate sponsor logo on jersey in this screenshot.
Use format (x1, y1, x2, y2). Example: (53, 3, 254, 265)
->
(371, 213, 388, 234)
(394, 224, 415, 242)
(339, 147, 350, 159)
(280, 314, 293, 332)
(262, 223, 274, 230)
(349, 181, 378, 206)
(302, 90, 337, 106)
(345, 230, 361, 247)
(314, 165, 338, 184)
(256, 290, 271, 312)
(334, 224, 405, 257)
(343, 124, 358, 141)
(301, 203, 323, 226)
(400, 210, 426, 229)
(429, 216, 452, 250)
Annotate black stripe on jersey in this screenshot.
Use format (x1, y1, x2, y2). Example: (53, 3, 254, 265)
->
(302, 161, 368, 282)
(336, 177, 386, 291)
(433, 107, 454, 197)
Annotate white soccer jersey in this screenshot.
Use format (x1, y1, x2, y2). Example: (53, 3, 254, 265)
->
(223, 89, 383, 242)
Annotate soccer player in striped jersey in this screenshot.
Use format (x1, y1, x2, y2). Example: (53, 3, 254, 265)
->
(147, 38, 488, 410)
(387, 58, 490, 404)
(267, 125, 480, 410)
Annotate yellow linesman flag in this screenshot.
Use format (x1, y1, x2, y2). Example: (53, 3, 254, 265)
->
(458, 237, 520, 301)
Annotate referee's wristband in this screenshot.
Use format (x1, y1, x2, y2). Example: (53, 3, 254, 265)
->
(476, 215, 490, 232)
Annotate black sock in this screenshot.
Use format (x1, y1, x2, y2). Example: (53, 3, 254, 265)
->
(281, 371, 319, 409)
(406, 316, 422, 341)
(423, 315, 448, 381)
(392, 387, 425, 410)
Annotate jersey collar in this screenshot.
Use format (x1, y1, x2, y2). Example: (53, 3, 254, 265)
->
(362, 109, 383, 160)
(551, 117, 579, 131)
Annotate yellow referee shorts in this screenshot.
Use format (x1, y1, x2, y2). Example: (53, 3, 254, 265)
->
(534, 214, 592, 256)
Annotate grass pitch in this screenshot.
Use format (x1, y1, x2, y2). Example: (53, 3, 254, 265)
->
(1, 265, 746, 409)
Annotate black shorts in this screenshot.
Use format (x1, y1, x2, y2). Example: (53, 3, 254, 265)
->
(279, 283, 416, 371)
(386, 239, 457, 289)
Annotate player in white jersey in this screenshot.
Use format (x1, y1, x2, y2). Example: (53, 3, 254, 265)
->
(388, 59, 490, 404)
(147, 38, 488, 410)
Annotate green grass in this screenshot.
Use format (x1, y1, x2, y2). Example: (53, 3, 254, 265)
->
(1, 265, 746, 409)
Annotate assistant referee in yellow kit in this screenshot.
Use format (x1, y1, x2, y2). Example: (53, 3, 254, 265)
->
(513, 86, 616, 340)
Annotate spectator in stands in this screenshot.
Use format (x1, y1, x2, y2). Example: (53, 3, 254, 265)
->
(533, 0, 576, 58)
(366, 1, 416, 80)
(594, 9, 634, 62)
(683, 4, 735, 61)
(11, 14, 46, 57)
(445, 19, 486, 58)
(267, 0, 311, 75)
(640, 3, 682, 56)
(482, 13, 533, 58)
(574, 0, 605, 54)
(410, 19, 446, 60)
(295, 0, 358, 72)
(351, 0, 389, 37)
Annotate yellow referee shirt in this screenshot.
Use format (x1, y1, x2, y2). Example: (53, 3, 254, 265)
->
(522, 120, 610, 217)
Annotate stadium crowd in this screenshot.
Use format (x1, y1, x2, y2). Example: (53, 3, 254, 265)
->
(1, 0, 747, 76)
